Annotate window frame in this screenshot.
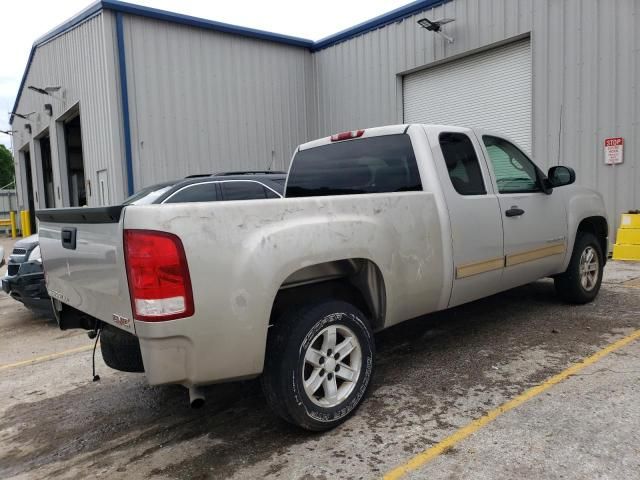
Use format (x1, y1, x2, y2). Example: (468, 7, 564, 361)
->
(438, 131, 488, 196)
(481, 135, 544, 195)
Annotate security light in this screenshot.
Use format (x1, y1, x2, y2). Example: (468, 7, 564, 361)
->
(28, 85, 64, 100)
(44, 104, 53, 116)
(417, 17, 455, 43)
(8, 111, 35, 120)
(25, 124, 32, 134)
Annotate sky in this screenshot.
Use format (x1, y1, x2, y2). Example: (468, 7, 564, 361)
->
(0, 0, 413, 149)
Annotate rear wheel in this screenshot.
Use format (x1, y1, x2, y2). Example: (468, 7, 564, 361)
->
(262, 300, 374, 431)
(554, 232, 604, 304)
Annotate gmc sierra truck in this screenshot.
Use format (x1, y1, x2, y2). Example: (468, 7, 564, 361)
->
(36, 124, 608, 431)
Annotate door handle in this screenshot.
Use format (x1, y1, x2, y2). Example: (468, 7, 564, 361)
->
(505, 207, 525, 217)
(61, 227, 77, 250)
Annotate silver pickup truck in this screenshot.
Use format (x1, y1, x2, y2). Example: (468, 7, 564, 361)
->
(37, 124, 607, 431)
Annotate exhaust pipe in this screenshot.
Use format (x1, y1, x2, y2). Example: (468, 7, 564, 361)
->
(188, 386, 205, 409)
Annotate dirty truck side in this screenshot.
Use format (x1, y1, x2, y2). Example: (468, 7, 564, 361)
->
(36, 124, 608, 431)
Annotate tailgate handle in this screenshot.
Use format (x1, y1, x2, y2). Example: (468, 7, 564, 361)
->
(61, 227, 77, 250)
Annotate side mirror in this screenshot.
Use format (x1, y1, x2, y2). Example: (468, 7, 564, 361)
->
(548, 166, 575, 187)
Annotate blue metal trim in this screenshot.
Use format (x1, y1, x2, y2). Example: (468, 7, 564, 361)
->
(116, 12, 135, 196)
(312, 0, 446, 51)
(102, 0, 314, 48)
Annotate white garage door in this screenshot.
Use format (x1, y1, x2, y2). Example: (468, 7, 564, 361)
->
(403, 39, 532, 153)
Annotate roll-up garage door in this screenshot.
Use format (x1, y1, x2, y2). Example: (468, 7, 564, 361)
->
(403, 39, 532, 153)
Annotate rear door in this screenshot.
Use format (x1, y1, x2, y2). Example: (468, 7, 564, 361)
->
(479, 134, 568, 287)
(425, 126, 504, 307)
(36, 207, 135, 333)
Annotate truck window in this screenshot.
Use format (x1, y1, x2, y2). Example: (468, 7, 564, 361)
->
(439, 133, 487, 195)
(483, 136, 540, 194)
(163, 183, 218, 203)
(286, 134, 422, 197)
(220, 181, 275, 200)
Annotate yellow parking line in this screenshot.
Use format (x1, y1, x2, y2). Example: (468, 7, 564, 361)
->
(0, 343, 97, 371)
(384, 328, 640, 480)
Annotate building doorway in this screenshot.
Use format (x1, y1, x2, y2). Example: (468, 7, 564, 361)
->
(62, 114, 86, 206)
(20, 148, 36, 232)
(36, 130, 55, 209)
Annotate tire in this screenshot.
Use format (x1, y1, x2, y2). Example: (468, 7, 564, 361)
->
(554, 232, 604, 304)
(261, 300, 375, 431)
(100, 325, 145, 373)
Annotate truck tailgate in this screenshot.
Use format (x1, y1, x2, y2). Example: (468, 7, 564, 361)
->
(36, 206, 135, 333)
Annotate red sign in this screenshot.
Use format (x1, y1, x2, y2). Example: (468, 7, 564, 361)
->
(604, 137, 624, 165)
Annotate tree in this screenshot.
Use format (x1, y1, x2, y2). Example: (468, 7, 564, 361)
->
(0, 144, 15, 189)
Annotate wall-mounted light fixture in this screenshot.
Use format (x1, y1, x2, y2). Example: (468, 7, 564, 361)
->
(25, 124, 32, 134)
(417, 17, 455, 43)
(44, 104, 53, 116)
(8, 111, 35, 120)
(28, 85, 64, 101)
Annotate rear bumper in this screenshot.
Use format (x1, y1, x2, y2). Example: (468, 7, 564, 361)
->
(134, 318, 265, 387)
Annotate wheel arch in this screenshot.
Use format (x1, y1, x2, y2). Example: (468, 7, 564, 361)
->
(270, 258, 387, 333)
(577, 216, 608, 262)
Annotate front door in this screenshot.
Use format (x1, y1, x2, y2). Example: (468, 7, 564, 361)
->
(479, 134, 568, 288)
(426, 126, 504, 307)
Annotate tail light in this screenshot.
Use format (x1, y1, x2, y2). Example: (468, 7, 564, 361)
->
(124, 229, 194, 321)
(330, 129, 365, 142)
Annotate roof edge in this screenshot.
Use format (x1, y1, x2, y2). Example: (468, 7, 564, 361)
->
(312, 0, 446, 51)
(11, 0, 447, 124)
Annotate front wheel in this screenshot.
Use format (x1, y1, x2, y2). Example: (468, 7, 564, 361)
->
(554, 232, 604, 304)
(261, 300, 374, 431)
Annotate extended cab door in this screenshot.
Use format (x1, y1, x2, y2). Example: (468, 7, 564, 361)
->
(478, 134, 568, 287)
(425, 127, 504, 307)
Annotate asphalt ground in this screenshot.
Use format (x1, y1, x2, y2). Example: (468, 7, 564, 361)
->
(1, 236, 639, 479)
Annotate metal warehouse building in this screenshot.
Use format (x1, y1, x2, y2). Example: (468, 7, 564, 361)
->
(10, 0, 640, 240)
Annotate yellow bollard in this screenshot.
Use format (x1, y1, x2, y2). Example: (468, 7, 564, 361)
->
(23, 211, 31, 237)
(9, 211, 16, 239)
(612, 212, 640, 261)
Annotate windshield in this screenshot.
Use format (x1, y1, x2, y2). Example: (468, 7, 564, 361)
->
(122, 182, 175, 205)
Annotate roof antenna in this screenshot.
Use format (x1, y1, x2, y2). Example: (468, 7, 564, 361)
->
(556, 104, 563, 166)
(265, 149, 276, 171)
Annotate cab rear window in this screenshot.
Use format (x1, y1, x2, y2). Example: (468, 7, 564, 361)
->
(286, 134, 422, 197)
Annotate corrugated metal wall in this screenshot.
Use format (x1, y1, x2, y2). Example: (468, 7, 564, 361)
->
(11, 12, 125, 208)
(312, 0, 532, 137)
(10, 1, 639, 239)
(122, 15, 315, 188)
(531, 0, 640, 241)
(312, 0, 639, 239)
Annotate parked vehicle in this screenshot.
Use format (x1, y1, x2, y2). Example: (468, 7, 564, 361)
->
(37, 124, 608, 431)
(1, 235, 51, 316)
(123, 171, 285, 205)
(2, 173, 284, 317)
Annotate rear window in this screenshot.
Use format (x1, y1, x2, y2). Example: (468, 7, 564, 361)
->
(286, 134, 422, 197)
